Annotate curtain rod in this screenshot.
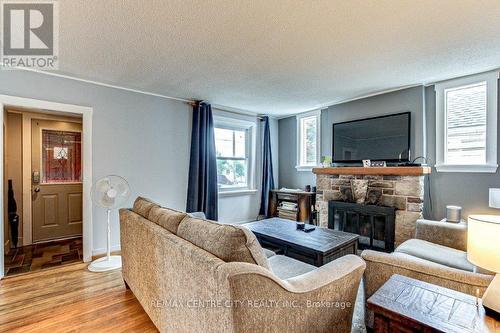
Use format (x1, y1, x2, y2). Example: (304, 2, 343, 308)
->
(186, 101, 265, 120)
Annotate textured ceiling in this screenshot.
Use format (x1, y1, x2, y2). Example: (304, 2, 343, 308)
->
(55, 0, 500, 115)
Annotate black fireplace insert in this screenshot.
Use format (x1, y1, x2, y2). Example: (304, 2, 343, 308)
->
(328, 201, 396, 252)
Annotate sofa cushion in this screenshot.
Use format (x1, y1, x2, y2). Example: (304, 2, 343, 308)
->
(395, 239, 475, 272)
(148, 206, 187, 234)
(263, 248, 276, 258)
(177, 217, 270, 269)
(267, 255, 316, 279)
(188, 211, 206, 219)
(132, 197, 160, 218)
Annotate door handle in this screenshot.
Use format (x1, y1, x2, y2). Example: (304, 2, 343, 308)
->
(34, 187, 40, 193)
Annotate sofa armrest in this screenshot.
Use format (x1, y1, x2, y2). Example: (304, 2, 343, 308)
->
(415, 219, 467, 251)
(217, 255, 366, 333)
(284, 254, 366, 292)
(361, 249, 492, 299)
(218, 254, 365, 294)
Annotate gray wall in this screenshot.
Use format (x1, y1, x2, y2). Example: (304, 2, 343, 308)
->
(278, 116, 315, 189)
(269, 117, 280, 187)
(214, 110, 280, 223)
(279, 86, 425, 190)
(425, 82, 500, 220)
(0, 70, 275, 253)
(278, 81, 500, 221)
(321, 86, 425, 159)
(0, 70, 192, 254)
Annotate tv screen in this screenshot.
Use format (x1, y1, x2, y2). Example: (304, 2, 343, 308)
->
(332, 112, 411, 163)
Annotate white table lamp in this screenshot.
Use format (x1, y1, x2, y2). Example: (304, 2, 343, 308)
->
(467, 215, 500, 317)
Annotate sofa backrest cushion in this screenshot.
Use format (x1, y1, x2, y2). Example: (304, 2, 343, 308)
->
(177, 217, 270, 269)
(132, 197, 160, 218)
(148, 206, 187, 234)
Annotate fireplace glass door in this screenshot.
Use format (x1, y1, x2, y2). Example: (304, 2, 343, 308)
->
(329, 201, 396, 252)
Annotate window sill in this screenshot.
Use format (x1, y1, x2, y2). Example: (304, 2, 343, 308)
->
(435, 164, 498, 173)
(295, 165, 319, 172)
(218, 189, 258, 197)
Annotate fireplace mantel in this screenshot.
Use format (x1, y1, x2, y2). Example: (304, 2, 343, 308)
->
(312, 166, 431, 176)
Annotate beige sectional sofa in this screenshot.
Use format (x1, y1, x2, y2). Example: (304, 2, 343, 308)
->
(361, 218, 495, 328)
(120, 197, 366, 333)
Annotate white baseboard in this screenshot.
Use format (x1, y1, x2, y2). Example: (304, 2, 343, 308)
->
(92, 245, 121, 257)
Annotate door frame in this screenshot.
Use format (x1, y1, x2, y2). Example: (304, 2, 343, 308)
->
(0, 94, 93, 279)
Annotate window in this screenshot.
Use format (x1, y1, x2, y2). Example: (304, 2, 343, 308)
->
(435, 71, 498, 172)
(215, 127, 248, 189)
(214, 116, 256, 194)
(296, 110, 321, 170)
(42, 130, 82, 183)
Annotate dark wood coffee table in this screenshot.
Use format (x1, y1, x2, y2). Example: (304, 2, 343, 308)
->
(245, 218, 358, 266)
(367, 274, 500, 333)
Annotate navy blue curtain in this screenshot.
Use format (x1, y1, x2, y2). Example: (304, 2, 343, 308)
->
(186, 101, 218, 220)
(259, 116, 275, 216)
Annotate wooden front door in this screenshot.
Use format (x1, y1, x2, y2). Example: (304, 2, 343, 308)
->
(31, 119, 83, 242)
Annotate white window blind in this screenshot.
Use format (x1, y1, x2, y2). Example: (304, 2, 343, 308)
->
(445, 82, 487, 165)
(300, 116, 317, 166)
(435, 71, 498, 173)
(296, 110, 321, 170)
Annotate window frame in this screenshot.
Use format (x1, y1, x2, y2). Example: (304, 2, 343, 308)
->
(435, 71, 499, 173)
(213, 115, 256, 195)
(296, 110, 321, 171)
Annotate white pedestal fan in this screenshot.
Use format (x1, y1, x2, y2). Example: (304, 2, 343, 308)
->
(88, 175, 131, 272)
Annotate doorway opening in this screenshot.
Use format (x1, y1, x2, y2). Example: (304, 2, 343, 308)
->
(0, 95, 93, 279)
(3, 109, 83, 277)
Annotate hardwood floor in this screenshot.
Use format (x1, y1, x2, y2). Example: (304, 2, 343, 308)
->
(0, 262, 157, 332)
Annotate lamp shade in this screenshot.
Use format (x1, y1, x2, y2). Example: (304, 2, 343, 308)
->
(467, 215, 500, 273)
(489, 188, 500, 208)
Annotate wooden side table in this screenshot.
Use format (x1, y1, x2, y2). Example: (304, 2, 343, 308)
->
(268, 189, 316, 223)
(367, 274, 500, 333)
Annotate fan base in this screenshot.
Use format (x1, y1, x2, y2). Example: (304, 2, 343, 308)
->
(87, 255, 122, 272)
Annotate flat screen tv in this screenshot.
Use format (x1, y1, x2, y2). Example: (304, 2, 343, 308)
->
(332, 112, 411, 163)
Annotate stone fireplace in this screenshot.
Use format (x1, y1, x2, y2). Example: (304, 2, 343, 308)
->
(313, 167, 430, 247)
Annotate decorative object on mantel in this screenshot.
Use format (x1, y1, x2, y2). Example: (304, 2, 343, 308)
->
(445, 205, 462, 223)
(467, 215, 500, 318)
(321, 156, 332, 168)
(370, 160, 387, 167)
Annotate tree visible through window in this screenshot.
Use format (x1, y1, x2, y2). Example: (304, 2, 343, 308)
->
(214, 127, 248, 189)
